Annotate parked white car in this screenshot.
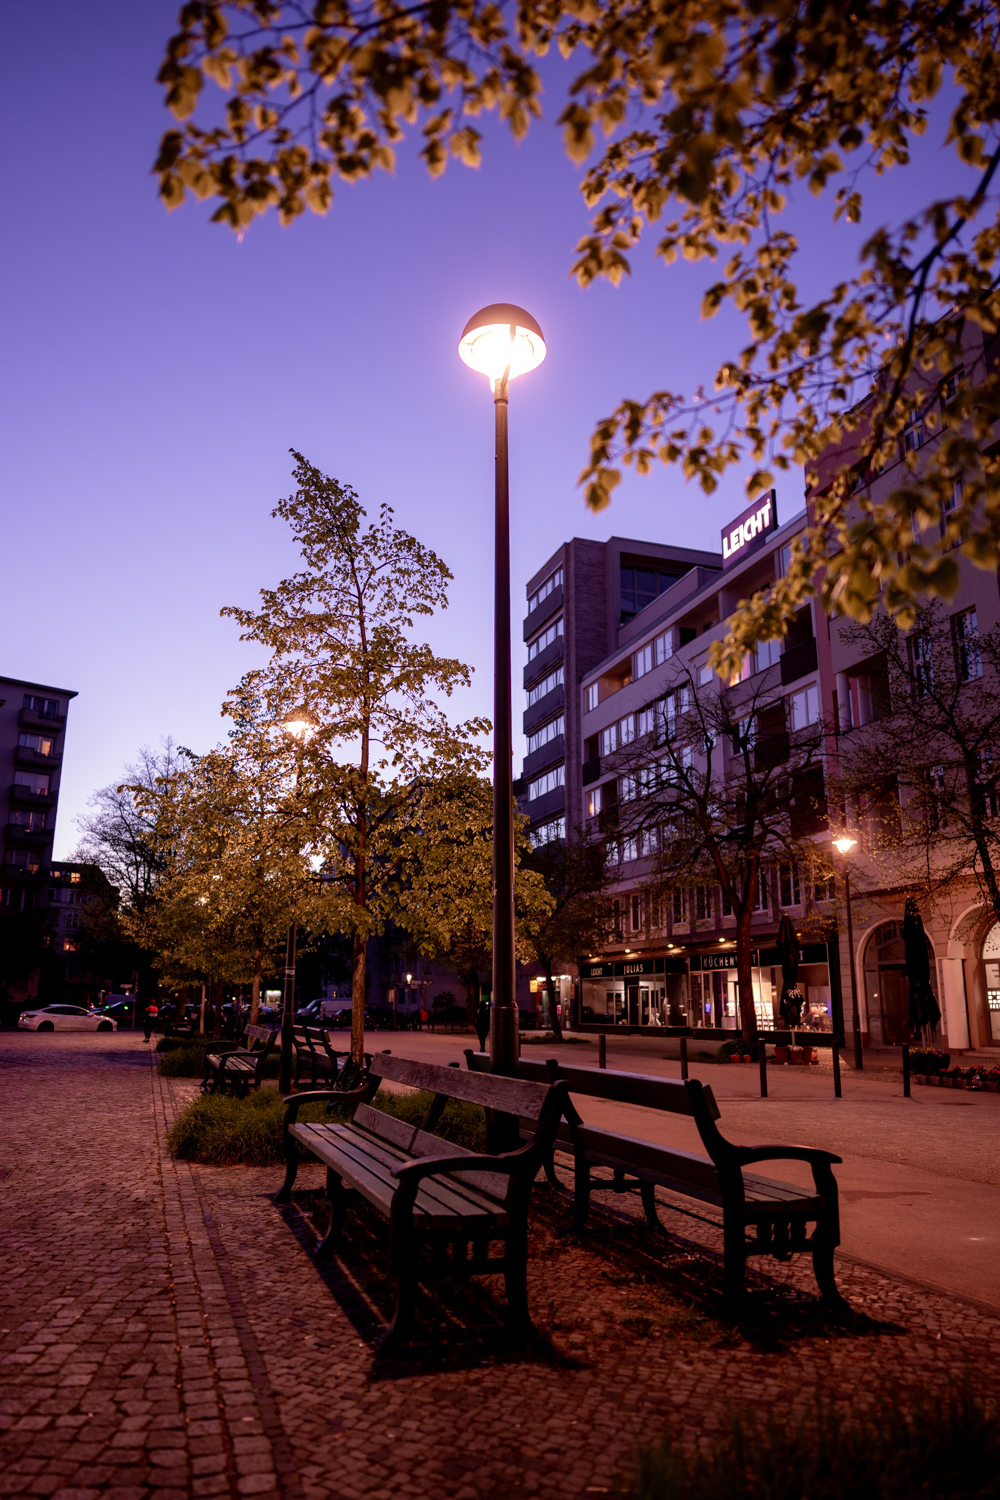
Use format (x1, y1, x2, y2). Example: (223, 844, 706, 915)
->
(18, 1005, 117, 1033)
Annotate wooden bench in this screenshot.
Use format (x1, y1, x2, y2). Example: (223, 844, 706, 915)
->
(275, 1053, 568, 1350)
(204, 1024, 278, 1095)
(465, 1051, 842, 1309)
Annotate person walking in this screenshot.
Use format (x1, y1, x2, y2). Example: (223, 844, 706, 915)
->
(475, 996, 490, 1052)
(142, 1000, 159, 1043)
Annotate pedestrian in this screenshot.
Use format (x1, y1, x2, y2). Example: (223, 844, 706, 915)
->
(475, 996, 490, 1052)
(142, 1000, 159, 1042)
(419, 1006, 427, 1032)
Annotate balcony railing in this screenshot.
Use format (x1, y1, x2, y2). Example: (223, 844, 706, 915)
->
(9, 783, 56, 807)
(13, 746, 61, 769)
(4, 823, 51, 846)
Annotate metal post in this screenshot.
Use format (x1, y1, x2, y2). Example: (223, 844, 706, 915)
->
(758, 1037, 768, 1098)
(843, 867, 864, 1071)
(598, 1033, 607, 1069)
(490, 369, 518, 1080)
(902, 1042, 911, 1098)
(832, 1038, 842, 1098)
(279, 921, 297, 1095)
(680, 1034, 689, 1080)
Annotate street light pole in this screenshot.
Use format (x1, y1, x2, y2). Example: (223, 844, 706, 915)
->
(833, 835, 864, 1072)
(458, 304, 546, 1078)
(279, 918, 297, 1094)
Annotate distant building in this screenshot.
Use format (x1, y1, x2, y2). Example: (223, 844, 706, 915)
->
(46, 861, 116, 1006)
(0, 676, 78, 1003)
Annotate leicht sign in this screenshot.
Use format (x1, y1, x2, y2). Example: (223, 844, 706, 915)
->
(721, 489, 778, 569)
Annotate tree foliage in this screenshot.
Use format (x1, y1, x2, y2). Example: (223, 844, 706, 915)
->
(157, 1, 1000, 668)
(520, 833, 614, 1038)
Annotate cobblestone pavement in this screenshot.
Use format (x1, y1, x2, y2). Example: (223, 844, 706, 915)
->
(4, 1031, 1000, 1500)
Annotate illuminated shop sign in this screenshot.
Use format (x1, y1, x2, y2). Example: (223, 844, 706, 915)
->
(721, 490, 778, 569)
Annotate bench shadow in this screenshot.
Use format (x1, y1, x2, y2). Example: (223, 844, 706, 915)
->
(275, 1187, 589, 1380)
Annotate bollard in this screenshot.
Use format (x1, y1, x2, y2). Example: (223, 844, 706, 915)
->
(758, 1040, 768, 1098)
(598, 1033, 607, 1069)
(902, 1042, 910, 1098)
(680, 1034, 689, 1080)
(832, 1039, 842, 1099)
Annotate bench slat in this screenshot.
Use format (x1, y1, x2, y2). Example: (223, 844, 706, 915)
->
(331, 1124, 508, 1221)
(467, 1050, 720, 1120)
(368, 1053, 552, 1121)
(353, 1104, 512, 1201)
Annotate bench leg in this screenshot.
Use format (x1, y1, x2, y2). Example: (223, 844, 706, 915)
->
(639, 1181, 661, 1232)
(316, 1168, 346, 1261)
(274, 1141, 299, 1204)
(722, 1214, 746, 1313)
(542, 1150, 559, 1189)
(573, 1157, 591, 1232)
(379, 1265, 418, 1353)
(504, 1228, 532, 1336)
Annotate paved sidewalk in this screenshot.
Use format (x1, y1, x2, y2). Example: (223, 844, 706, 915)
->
(4, 1031, 1000, 1500)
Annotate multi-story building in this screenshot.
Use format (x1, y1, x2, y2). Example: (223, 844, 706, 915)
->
(0, 676, 78, 1004)
(571, 496, 846, 1042)
(519, 537, 721, 848)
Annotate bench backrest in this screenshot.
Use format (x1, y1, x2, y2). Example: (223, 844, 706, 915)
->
(244, 1024, 275, 1051)
(368, 1051, 556, 1121)
(464, 1050, 720, 1121)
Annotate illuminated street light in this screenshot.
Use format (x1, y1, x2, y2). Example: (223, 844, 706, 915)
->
(459, 303, 546, 1082)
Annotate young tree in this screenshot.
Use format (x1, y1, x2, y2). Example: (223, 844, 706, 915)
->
(519, 834, 615, 1040)
(157, 3, 1000, 659)
(222, 453, 490, 1063)
(838, 603, 1000, 930)
(609, 661, 832, 1041)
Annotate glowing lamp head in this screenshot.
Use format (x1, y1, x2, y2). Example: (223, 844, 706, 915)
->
(459, 303, 546, 386)
(283, 708, 316, 743)
(406, 973, 412, 985)
(833, 835, 857, 855)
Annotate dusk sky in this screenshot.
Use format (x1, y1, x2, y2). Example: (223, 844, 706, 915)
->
(2, 3, 969, 858)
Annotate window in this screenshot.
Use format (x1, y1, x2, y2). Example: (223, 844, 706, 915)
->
(527, 616, 563, 661)
(672, 888, 687, 922)
(599, 724, 617, 757)
(526, 667, 563, 707)
(618, 715, 635, 746)
(655, 631, 673, 666)
(790, 683, 820, 729)
(1, 887, 32, 911)
(527, 764, 565, 801)
(620, 835, 639, 862)
(910, 634, 934, 695)
(527, 568, 562, 614)
(527, 715, 564, 756)
(976, 751, 998, 819)
(22, 695, 60, 718)
(954, 608, 981, 681)
(902, 417, 926, 453)
(699, 663, 714, 686)
(587, 784, 604, 819)
(779, 537, 803, 576)
(9, 809, 47, 832)
(18, 732, 56, 756)
(944, 478, 963, 515)
(925, 764, 949, 829)
(619, 774, 638, 803)
(584, 682, 599, 713)
(529, 815, 565, 849)
(753, 877, 769, 913)
(63, 939, 78, 953)
(633, 643, 653, 679)
(3, 848, 41, 872)
(14, 771, 50, 795)
(695, 886, 713, 922)
(814, 875, 836, 902)
(941, 367, 964, 405)
(779, 863, 801, 907)
(620, 565, 680, 619)
(734, 637, 783, 683)
(631, 893, 644, 932)
(636, 703, 659, 739)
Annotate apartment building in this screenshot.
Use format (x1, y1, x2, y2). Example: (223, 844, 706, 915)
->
(519, 536, 722, 847)
(572, 495, 846, 1041)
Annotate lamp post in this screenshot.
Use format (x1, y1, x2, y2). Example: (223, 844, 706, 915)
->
(279, 709, 316, 1094)
(459, 304, 546, 1076)
(833, 834, 864, 1071)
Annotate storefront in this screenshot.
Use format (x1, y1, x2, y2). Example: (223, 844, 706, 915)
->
(862, 920, 940, 1046)
(982, 921, 1000, 1042)
(579, 942, 836, 1033)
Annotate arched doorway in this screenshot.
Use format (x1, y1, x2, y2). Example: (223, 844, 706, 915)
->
(983, 922, 1000, 1042)
(862, 920, 939, 1046)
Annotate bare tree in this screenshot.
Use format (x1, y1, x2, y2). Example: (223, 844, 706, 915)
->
(73, 740, 181, 914)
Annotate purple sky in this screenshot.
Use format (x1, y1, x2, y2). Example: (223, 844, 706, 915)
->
(1, 3, 971, 857)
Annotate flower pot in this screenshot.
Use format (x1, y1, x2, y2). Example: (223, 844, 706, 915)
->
(788, 1047, 804, 1065)
(774, 1046, 789, 1064)
(802, 1047, 818, 1065)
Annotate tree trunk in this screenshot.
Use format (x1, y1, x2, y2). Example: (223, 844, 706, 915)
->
(250, 945, 262, 1025)
(542, 956, 563, 1040)
(735, 902, 758, 1043)
(351, 929, 366, 1066)
(212, 979, 222, 1040)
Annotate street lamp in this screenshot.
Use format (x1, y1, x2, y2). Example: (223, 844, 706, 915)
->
(459, 303, 546, 1076)
(279, 707, 316, 1094)
(832, 834, 863, 1071)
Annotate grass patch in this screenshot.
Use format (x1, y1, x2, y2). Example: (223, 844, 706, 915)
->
(626, 1389, 1000, 1499)
(167, 1086, 486, 1166)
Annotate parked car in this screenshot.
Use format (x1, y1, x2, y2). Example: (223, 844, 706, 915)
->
(366, 1007, 412, 1032)
(94, 1000, 138, 1027)
(19, 1004, 117, 1033)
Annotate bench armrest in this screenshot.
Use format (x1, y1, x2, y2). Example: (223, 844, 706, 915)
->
(734, 1146, 842, 1168)
(282, 1086, 369, 1122)
(391, 1150, 532, 1183)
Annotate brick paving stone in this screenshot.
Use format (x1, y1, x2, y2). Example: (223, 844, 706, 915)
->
(6, 1030, 1000, 1500)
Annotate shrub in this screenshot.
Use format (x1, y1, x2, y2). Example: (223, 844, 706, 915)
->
(627, 1389, 1000, 1500)
(715, 1038, 760, 1062)
(909, 1046, 950, 1075)
(167, 1086, 486, 1166)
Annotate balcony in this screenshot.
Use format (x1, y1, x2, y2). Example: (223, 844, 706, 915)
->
(525, 784, 566, 822)
(780, 637, 818, 686)
(523, 584, 563, 642)
(18, 707, 66, 732)
(523, 636, 564, 689)
(14, 745, 60, 770)
(523, 735, 565, 781)
(582, 756, 601, 786)
(4, 823, 51, 847)
(10, 783, 56, 808)
(524, 684, 565, 736)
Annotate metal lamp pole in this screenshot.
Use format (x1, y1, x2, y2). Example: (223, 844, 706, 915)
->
(279, 710, 316, 1095)
(833, 835, 863, 1071)
(458, 304, 546, 1077)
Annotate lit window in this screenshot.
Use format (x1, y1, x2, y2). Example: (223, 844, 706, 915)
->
(587, 785, 604, 819)
(13, 771, 50, 795)
(18, 732, 56, 756)
(9, 809, 47, 832)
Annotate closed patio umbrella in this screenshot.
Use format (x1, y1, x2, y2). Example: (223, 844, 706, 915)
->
(777, 914, 803, 1028)
(903, 896, 941, 1039)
